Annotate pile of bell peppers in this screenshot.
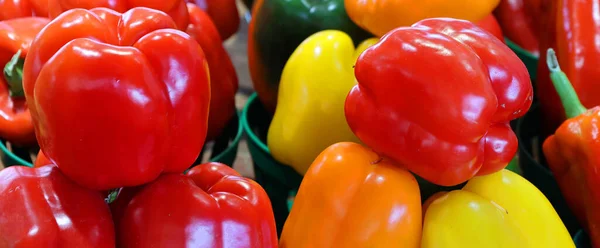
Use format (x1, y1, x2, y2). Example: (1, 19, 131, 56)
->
(0, 6, 279, 247)
(262, 0, 509, 177)
(2, 0, 241, 144)
(0, 0, 593, 246)
(254, 2, 584, 246)
(277, 17, 577, 248)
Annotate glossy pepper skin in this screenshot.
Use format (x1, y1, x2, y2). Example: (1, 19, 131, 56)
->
(494, 0, 541, 56)
(543, 49, 600, 248)
(48, 0, 190, 30)
(188, 0, 240, 41)
(0, 17, 48, 146)
(118, 162, 278, 248)
(537, 0, 600, 132)
(280, 142, 422, 247)
(267, 30, 376, 175)
(422, 169, 574, 248)
(0, 165, 115, 247)
(345, 0, 500, 37)
(186, 3, 238, 140)
(0, 0, 48, 20)
(23, 7, 211, 190)
(346, 18, 533, 186)
(248, 0, 371, 113)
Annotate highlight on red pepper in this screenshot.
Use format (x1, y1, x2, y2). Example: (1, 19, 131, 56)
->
(23, 7, 211, 190)
(188, 0, 240, 41)
(47, 0, 190, 29)
(0, 0, 49, 20)
(0, 17, 48, 146)
(345, 18, 533, 186)
(493, 0, 541, 56)
(0, 165, 115, 247)
(536, 0, 600, 133)
(186, 3, 238, 141)
(116, 162, 278, 248)
(543, 48, 600, 248)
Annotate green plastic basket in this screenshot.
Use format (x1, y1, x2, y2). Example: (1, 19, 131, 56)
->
(0, 111, 243, 168)
(574, 230, 591, 248)
(241, 93, 303, 235)
(0, 140, 36, 168)
(516, 104, 581, 235)
(505, 38, 539, 82)
(195, 111, 244, 166)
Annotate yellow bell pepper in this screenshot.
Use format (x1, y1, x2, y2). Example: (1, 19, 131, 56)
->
(344, 0, 501, 37)
(422, 169, 575, 248)
(267, 30, 377, 175)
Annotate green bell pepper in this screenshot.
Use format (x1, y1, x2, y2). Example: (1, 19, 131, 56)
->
(247, 0, 371, 112)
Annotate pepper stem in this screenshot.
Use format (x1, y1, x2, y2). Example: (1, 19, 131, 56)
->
(3, 50, 25, 98)
(546, 48, 587, 118)
(105, 188, 121, 204)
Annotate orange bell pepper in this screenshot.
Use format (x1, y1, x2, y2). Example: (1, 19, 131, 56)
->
(345, 0, 501, 37)
(279, 142, 422, 247)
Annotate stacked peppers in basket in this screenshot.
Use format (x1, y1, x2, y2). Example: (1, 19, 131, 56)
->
(0, 0, 240, 167)
(243, 0, 586, 246)
(0, 2, 279, 247)
(1, 0, 599, 246)
(278, 18, 574, 248)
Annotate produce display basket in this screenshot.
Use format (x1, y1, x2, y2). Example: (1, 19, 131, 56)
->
(0, 140, 36, 168)
(575, 230, 591, 248)
(195, 111, 244, 166)
(0, 111, 243, 168)
(516, 104, 581, 235)
(505, 38, 539, 82)
(241, 93, 303, 235)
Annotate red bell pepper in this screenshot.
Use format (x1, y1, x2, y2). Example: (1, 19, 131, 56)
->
(0, 165, 115, 247)
(494, 0, 541, 56)
(117, 162, 278, 247)
(0, 17, 48, 146)
(47, 0, 190, 30)
(543, 49, 600, 248)
(537, 0, 600, 133)
(345, 18, 533, 186)
(476, 14, 504, 41)
(188, 0, 240, 41)
(186, 3, 238, 140)
(0, 0, 48, 20)
(22, 7, 211, 190)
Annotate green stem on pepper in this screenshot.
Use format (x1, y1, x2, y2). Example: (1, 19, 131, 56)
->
(3, 50, 25, 98)
(105, 188, 121, 204)
(546, 48, 587, 119)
